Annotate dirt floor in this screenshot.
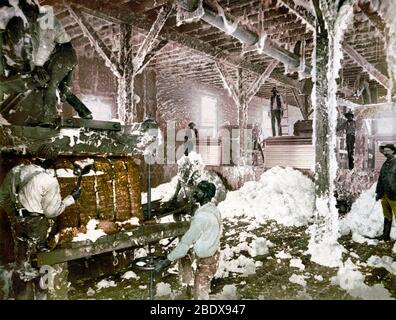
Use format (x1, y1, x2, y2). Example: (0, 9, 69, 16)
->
(67, 218, 396, 300)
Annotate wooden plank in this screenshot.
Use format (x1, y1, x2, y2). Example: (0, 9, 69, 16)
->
(36, 221, 189, 266)
(0, 123, 157, 156)
(59, 117, 121, 131)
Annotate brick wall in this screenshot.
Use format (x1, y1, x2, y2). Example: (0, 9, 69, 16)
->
(156, 77, 269, 132)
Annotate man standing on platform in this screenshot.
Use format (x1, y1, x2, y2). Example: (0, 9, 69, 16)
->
(270, 87, 284, 137)
(337, 110, 356, 169)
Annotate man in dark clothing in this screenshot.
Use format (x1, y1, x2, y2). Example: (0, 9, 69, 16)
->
(374, 144, 396, 241)
(0, 1, 92, 126)
(0, 16, 46, 99)
(270, 87, 283, 137)
(337, 110, 356, 169)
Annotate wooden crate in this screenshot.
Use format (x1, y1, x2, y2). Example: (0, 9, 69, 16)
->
(264, 136, 314, 170)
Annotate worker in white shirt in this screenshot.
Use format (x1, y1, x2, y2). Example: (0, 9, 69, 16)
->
(0, 143, 81, 299)
(154, 181, 222, 300)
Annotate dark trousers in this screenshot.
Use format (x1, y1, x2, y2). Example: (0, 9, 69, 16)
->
(42, 43, 77, 119)
(10, 215, 50, 300)
(271, 110, 282, 136)
(1, 43, 91, 123)
(346, 134, 355, 169)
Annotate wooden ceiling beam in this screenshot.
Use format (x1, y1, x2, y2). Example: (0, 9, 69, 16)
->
(69, 0, 301, 90)
(277, 0, 315, 30)
(343, 43, 390, 89)
(134, 0, 171, 13)
(133, 3, 173, 74)
(357, 2, 386, 33)
(65, 3, 122, 78)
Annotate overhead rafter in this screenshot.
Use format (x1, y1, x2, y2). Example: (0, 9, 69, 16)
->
(246, 60, 279, 104)
(65, 0, 301, 91)
(277, 0, 316, 31)
(214, 62, 239, 104)
(65, 3, 122, 78)
(137, 40, 169, 74)
(176, 0, 312, 78)
(133, 3, 173, 74)
(275, 0, 386, 97)
(134, 0, 172, 13)
(343, 43, 390, 90)
(357, 2, 386, 33)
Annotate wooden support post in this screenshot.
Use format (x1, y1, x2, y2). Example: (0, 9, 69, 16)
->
(312, 0, 354, 199)
(246, 60, 279, 104)
(118, 23, 134, 123)
(307, 0, 355, 268)
(145, 68, 158, 121)
(67, 2, 170, 123)
(216, 59, 278, 164)
(120, 5, 171, 123)
(385, 24, 396, 102)
(237, 68, 247, 164)
(134, 72, 144, 123)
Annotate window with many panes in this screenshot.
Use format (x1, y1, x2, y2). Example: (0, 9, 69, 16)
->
(200, 95, 217, 138)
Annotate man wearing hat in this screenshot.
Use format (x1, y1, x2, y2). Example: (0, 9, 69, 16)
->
(374, 144, 396, 241)
(183, 122, 199, 156)
(270, 87, 284, 136)
(154, 181, 222, 300)
(0, 143, 81, 299)
(337, 110, 356, 169)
